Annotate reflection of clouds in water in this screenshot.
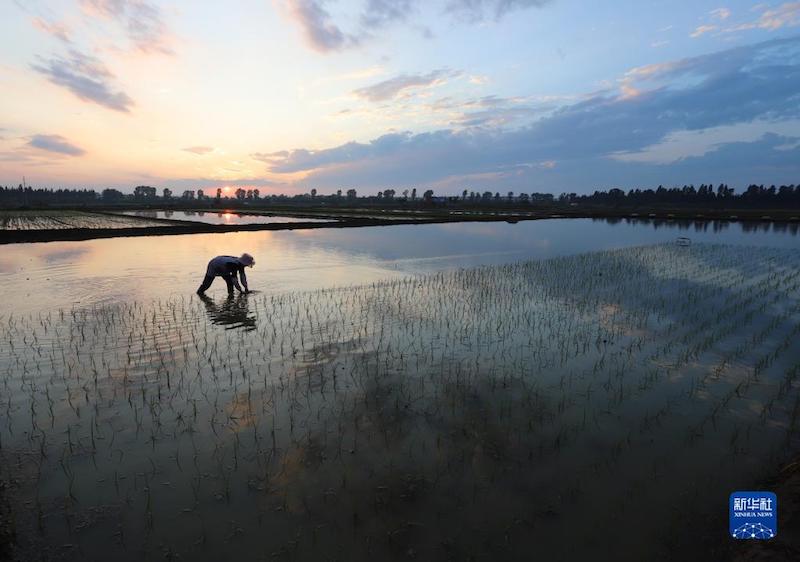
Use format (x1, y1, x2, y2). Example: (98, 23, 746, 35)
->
(437, 222, 508, 237)
(38, 246, 91, 264)
(1, 243, 80, 267)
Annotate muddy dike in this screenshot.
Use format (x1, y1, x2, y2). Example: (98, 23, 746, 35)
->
(0, 217, 387, 244)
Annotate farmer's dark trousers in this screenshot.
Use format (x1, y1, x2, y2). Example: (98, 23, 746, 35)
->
(197, 274, 234, 294)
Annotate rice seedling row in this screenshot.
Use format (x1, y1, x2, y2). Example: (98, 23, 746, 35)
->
(0, 210, 169, 230)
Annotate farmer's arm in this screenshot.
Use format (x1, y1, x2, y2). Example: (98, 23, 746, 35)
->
(231, 271, 244, 293)
(239, 266, 249, 292)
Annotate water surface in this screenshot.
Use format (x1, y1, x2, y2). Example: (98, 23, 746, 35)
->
(1, 243, 799, 560)
(1, 218, 798, 316)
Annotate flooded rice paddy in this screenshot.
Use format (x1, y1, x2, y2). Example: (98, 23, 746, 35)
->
(2, 218, 799, 317)
(1, 238, 800, 560)
(119, 210, 334, 226)
(0, 211, 169, 230)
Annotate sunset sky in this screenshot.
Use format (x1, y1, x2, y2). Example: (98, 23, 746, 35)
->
(1, 1, 799, 194)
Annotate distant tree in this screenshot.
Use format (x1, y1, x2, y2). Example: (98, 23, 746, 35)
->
(182, 190, 195, 199)
(423, 189, 434, 202)
(411, 188, 417, 201)
(134, 185, 156, 198)
(253, 189, 260, 199)
(346, 189, 357, 199)
(246, 189, 253, 200)
(4, 180, 796, 211)
(311, 188, 317, 198)
(102, 188, 124, 202)
(608, 188, 624, 201)
(531, 193, 554, 204)
(507, 191, 514, 201)
(402, 189, 409, 200)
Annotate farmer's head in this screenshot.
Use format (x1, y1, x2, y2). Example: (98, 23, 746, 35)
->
(240, 253, 255, 267)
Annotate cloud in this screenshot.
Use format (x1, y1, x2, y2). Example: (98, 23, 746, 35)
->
(31, 49, 134, 112)
(354, 69, 459, 101)
(612, 119, 800, 164)
(514, 133, 800, 194)
(729, 2, 800, 32)
(182, 146, 214, 155)
(27, 134, 86, 156)
(80, 0, 173, 55)
(32, 17, 71, 42)
(256, 36, 800, 191)
(281, 0, 553, 52)
(135, 175, 289, 192)
(690, 25, 717, 38)
(250, 151, 290, 164)
(752, 2, 800, 30)
(361, 0, 416, 27)
(453, 104, 544, 127)
(282, 0, 358, 53)
(710, 8, 731, 21)
(429, 94, 557, 127)
(445, 0, 553, 22)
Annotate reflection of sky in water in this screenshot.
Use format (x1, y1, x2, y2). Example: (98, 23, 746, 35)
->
(121, 210, 331, 225)
(3, 218, 799, 315)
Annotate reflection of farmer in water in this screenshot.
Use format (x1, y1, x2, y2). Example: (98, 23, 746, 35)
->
(198, 293, 257, 331)
(196, 253, 255, 295)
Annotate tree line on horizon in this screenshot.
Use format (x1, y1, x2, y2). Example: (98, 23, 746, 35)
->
(0, 182, 799, 209)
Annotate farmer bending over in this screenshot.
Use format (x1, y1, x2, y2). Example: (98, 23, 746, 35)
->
(197, 253, 255, 295)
